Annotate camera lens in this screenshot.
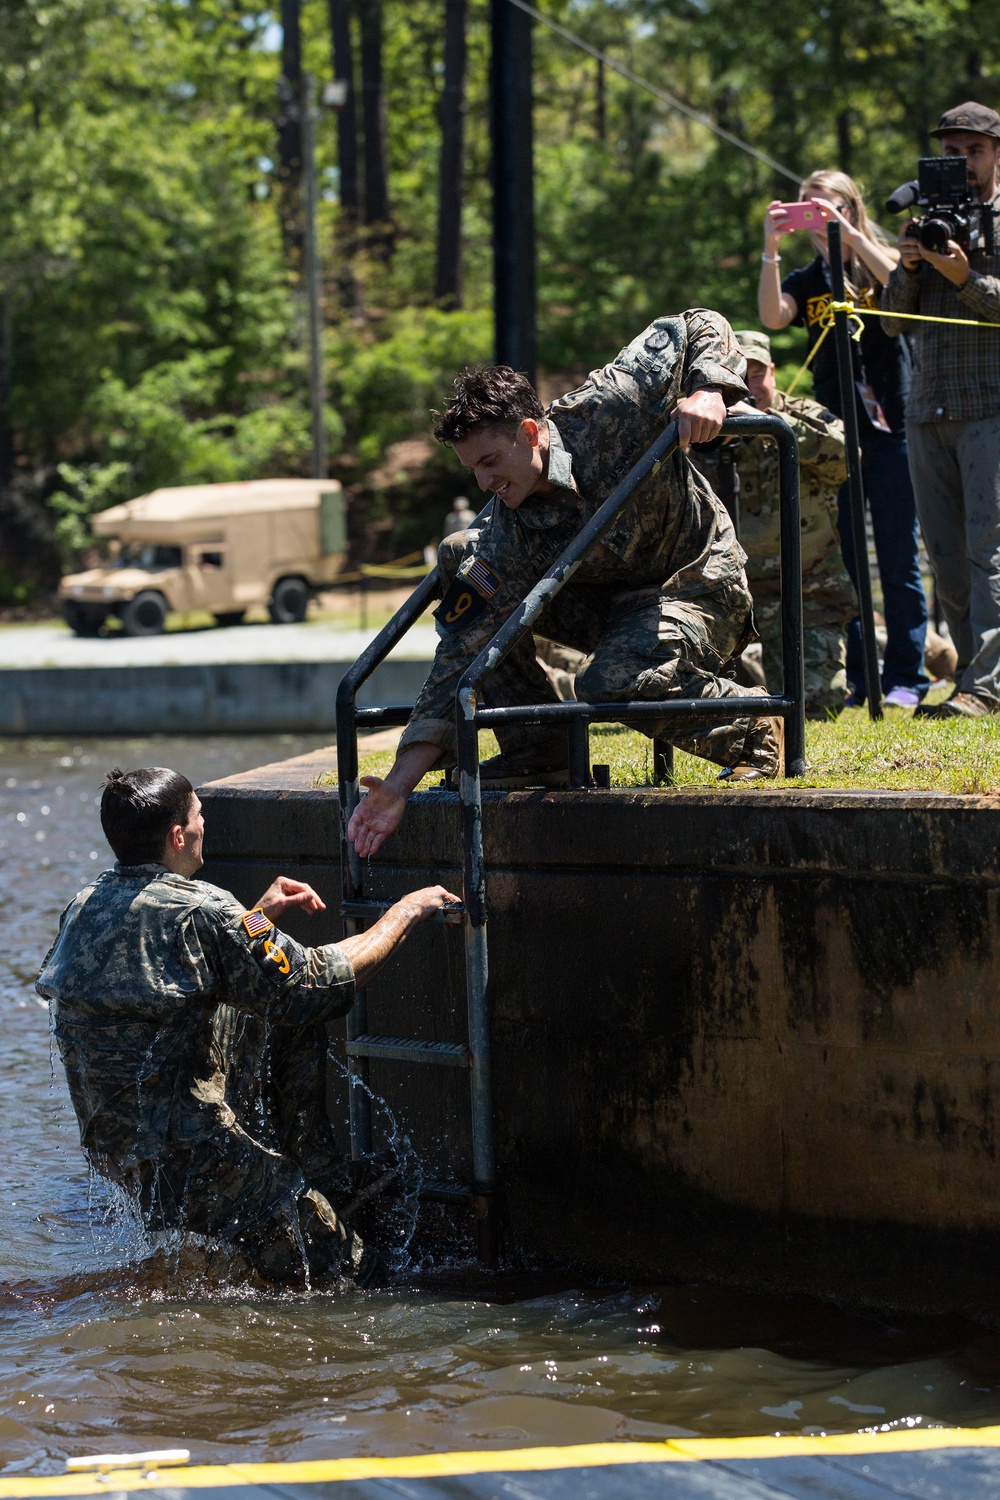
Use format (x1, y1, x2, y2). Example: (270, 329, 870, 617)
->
(918, 217, 952, 255)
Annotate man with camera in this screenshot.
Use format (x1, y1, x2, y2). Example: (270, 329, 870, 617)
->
(881, 102, 1000, 718)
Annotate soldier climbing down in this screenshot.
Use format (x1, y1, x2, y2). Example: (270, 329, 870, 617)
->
(37, 766, 459, 1286)
(350, 309, 784, 859)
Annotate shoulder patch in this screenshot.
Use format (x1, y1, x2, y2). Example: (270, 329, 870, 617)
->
(435, 556, 503, 633)
(243, 908, 273, 939)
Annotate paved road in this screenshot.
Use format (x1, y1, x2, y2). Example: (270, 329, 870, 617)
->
(0, 619, 439, 670)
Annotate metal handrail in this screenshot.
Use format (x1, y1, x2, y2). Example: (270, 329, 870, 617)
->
(336, 409, 804, 1264)
(453, 410, 803, 1264)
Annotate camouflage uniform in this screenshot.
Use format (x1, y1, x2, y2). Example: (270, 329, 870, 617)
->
(36, 863, 368, 1287)
(402, 310, 763, 772)
(693, 391, 853, 718)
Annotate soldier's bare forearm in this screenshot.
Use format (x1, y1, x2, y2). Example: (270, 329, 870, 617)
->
(383, 742, 442, 801)
(339, 884, 461, 986)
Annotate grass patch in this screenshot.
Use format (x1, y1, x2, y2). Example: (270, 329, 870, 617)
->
(323, 703, 1000, 796)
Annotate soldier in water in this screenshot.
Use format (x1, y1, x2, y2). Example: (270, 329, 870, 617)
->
(37, 766, 459, 1286)
(350, 310, 785, 859)
(693, 330, 854, 717)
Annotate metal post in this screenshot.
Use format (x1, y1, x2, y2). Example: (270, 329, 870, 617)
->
(335, 683, 372, 1157)
(490, 0, 537, 382)
(300, 72, 327, 480)
(826, 221, 882, 721)
(653, 736, 674, 786)
(456, 685, 498, 1267)
(567, 717, 590, 788)
(775, 413, 807, 775)
(335, 566, 442, 1159)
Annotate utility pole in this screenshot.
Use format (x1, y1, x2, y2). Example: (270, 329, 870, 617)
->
(300, 73, 327, 480)
(489, 0, 537, 384)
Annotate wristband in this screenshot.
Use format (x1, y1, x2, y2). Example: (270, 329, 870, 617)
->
(761, 252, 781, 264)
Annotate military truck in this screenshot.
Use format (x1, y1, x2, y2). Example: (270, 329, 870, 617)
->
(59, 479, 347, 637)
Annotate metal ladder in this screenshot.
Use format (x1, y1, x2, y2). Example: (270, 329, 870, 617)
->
(336, 411, 804, 1266)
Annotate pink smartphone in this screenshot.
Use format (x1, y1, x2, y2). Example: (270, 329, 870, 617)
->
(773, 200, 828, 231)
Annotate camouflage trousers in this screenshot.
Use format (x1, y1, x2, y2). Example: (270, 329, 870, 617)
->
(754, 597, 848, 719)
(439, 536, 759, 770)
(135, 1010, 368, 1287)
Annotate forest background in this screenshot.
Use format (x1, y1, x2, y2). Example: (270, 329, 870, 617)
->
(1, 0, 997, 603)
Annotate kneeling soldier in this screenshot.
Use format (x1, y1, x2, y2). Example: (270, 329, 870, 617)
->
(694, 330, 853, 718)
(350, 310, 784, 859)
(37, 767, 458, 1286)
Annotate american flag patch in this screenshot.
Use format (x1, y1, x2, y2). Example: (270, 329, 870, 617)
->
(463, 557, 502, 599)
(242, 908, 272, 939)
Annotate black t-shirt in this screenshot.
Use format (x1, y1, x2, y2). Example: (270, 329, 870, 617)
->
(782, 255, 912, 439)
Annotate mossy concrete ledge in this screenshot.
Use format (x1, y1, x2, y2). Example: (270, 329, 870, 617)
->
(200, 751, 1000, 1320)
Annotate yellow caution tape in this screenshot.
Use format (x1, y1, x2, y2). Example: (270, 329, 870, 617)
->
(784, 295, 1000, 397)
(327, 550, 432, 586)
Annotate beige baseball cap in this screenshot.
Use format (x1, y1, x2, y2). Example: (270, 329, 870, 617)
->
(734, 330, 772, 366)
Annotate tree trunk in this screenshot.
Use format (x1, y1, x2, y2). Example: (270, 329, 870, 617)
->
(359, 0, 392, 256)
(0, 296, 12, 493)
(836, 107, 852, 174)
(595, 56, 606, 143)
(490, 0, 536, 383)
(276, 0, 305, 267)
(436, 0, 467, 308)
(327, 0, 360, 223)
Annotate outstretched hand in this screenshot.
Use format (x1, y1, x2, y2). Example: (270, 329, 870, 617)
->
(255, 876, 327, 924)
(348, 775, 408, 858)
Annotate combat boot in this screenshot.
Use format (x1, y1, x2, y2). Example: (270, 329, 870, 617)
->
(718, 686, 784, 782)
(476, 748, 570, 789)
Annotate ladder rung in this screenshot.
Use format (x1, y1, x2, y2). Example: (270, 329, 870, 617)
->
(346, 1034, 470, 1067)
(341, 898, 466, 926)
(419, 1180, 475, 1204)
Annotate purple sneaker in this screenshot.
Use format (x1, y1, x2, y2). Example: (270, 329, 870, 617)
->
(883, 686, 921, 709)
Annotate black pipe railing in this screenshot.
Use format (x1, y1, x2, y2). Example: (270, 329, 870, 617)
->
(826, 220, 883, 721)
(336, 408, 804, 1263)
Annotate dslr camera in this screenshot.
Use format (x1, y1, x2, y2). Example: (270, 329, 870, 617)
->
(885, 157, 994, 255)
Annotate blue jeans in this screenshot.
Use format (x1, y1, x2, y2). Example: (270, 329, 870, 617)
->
(837, 433, 929, 698)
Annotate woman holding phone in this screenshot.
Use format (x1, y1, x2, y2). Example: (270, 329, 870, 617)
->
(758, 169, 929, 709)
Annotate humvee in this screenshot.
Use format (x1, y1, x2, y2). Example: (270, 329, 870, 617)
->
(59, 479, 347, 636)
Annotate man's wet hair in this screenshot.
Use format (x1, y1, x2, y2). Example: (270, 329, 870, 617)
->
(100, 767, 195, 865)
(433, 365, 545, 445)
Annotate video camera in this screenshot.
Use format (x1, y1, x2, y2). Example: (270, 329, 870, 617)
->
(885, 157, 994, 255)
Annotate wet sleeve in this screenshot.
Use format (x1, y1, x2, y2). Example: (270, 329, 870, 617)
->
(680, 309, 749, 404)
(879, 263, 922, 337)
(189, 902, 356, 1026)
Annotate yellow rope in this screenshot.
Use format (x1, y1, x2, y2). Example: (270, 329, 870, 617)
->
(783, 296, 1000, 396)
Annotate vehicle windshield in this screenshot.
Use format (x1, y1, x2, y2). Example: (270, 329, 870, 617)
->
(113, 543, 183, 571)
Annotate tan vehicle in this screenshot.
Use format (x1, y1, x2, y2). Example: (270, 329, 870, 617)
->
(59, 479, 347, 637)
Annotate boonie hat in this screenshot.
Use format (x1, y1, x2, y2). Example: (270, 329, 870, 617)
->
(930, 102, 1000, 140)
(734, 330, 772, 366)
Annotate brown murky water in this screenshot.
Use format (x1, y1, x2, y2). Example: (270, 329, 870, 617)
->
(4, 734, 1000, 1477)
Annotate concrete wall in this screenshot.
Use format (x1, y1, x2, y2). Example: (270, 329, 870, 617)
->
(200, 759, 1000, 1320)
(0, 659, 428, 734)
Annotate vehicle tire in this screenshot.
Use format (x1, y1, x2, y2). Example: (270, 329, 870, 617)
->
(269, 576, 309, 624)
(63, 601, 106, 637)
(120, 591, 168, 637)
(214, 611, 245, 628)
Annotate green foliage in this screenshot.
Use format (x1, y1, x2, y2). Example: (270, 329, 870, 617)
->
(331, 308, 492, 468)
(3, 0, 999, 597)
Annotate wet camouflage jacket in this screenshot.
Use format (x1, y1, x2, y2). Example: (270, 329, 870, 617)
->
(693, 392, 855, 628)
(401, 309, 750, 756)
(36, 864, 355, 1175)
